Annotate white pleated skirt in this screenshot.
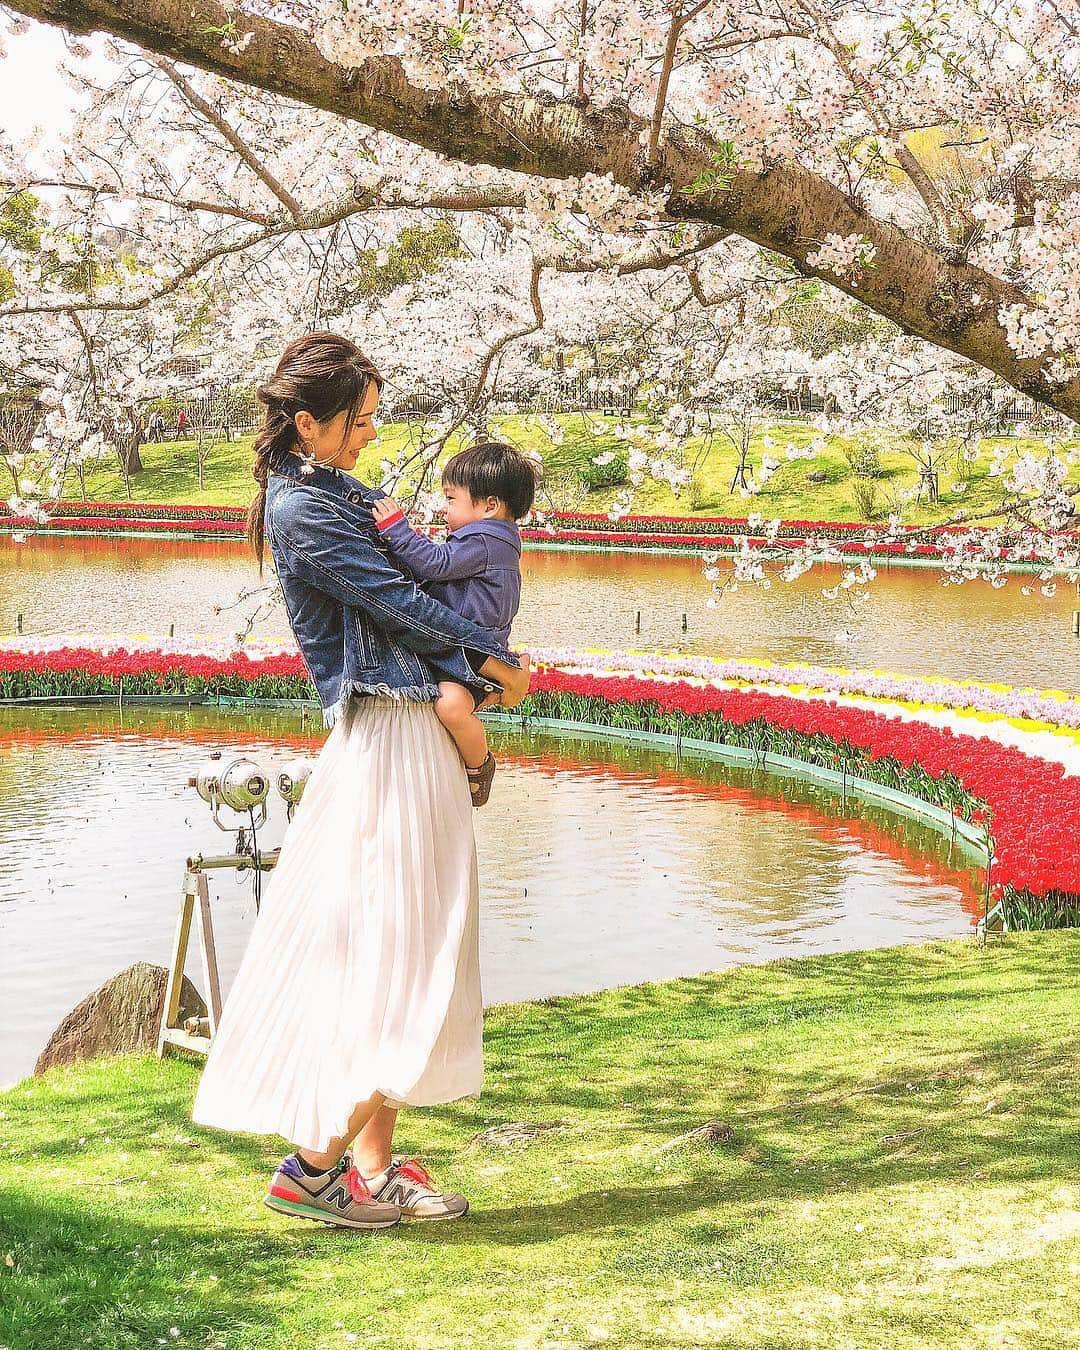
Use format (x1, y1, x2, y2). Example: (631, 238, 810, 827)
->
(191, 697, 483, 1153)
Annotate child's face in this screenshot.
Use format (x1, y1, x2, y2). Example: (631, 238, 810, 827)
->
(443, 483, 488, 532)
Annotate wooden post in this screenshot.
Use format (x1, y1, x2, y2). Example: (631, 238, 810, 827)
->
(158, 849, 281, 1059)
(193, 870, 222, 1034)
(157, 874, 197, 1056)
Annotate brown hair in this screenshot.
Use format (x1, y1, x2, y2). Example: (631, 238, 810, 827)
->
(246, 332, 383, 570)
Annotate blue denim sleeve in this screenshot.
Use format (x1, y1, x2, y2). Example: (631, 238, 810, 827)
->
(269, 486, 517, 669)
(377, 517, 488, 583)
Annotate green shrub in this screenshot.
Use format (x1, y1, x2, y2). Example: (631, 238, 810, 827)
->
(852, 477, 881, 519)
(577, 453, 628, 492)
(843, 441, 882, 479)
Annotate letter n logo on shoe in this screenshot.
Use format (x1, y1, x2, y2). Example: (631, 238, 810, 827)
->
(324, 1185, 355, 1212)
(382, 1183, 413, 1207)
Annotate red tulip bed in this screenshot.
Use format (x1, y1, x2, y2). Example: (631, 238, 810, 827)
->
(0, 501, 246, 538)
(2, 637, 1077, 928)
(0, 499, 1054, 561)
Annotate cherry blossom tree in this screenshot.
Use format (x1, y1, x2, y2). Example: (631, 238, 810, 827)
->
(0, 0, 1077, 595)
(2, 0, 1077, 409)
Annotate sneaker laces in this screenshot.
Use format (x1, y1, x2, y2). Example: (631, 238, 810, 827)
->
(331, 1152, 372, 1203)
(342, 1165, 372, 1203)
(395, 1158, 435, 1189)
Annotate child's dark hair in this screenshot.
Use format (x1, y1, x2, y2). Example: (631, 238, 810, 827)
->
(442, 441, 540, 521)
(246, 332, 383, 571)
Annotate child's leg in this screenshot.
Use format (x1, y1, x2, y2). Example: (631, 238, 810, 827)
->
(436, 681, 489, 769)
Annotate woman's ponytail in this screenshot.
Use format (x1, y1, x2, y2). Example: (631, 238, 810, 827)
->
(247, 392, 297, 573)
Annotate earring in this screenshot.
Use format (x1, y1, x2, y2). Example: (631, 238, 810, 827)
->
(297, 438, 316, 476)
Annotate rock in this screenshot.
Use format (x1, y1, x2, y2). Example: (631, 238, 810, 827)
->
(806, 470, 828, 484)
(34, 962, 206, 1075)
(471, 1120, 564, 1150)
(656, 1120, 737, 1153)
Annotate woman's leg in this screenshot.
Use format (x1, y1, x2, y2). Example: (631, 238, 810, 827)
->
(352, 1106, 469, 1220)
(435, 680, 489, 770)
(351, 1103, 399, 1176)
(296, 1091, 386, 1171)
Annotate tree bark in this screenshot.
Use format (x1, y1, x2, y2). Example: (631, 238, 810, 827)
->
(121, 432, 143, 476)
(8, 0, 1080, 423)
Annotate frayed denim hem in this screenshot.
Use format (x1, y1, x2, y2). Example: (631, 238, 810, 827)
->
(322, 679, 441, 729)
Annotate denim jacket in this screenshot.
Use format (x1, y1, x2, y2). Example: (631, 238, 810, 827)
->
(375, 514, 522, 648)
(265, 453, 515, 727)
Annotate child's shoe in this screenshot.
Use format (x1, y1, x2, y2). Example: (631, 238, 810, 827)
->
(466, 752, 496, 807)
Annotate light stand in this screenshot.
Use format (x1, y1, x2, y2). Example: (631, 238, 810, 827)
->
(157, 751, 314, 1060)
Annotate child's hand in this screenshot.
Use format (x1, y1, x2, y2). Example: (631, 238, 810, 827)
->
(371, 497, 402, 525)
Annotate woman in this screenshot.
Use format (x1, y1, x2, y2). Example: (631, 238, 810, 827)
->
(192, 333, 529, 1230)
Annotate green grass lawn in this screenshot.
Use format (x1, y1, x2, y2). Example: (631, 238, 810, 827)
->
(60, 416, 1080, 529)
(2, 934, 1078, 1348)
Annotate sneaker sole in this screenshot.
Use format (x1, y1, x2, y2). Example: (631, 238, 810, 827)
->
(263, 1195, 400, 1230)
(400, 1201, 470, 1223)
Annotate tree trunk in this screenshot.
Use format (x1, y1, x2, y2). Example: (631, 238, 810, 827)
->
(122, 434, 144, 476)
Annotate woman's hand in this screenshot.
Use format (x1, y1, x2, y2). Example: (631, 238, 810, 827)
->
(477, 652, 531, 710)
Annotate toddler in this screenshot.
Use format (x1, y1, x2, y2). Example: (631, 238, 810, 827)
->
(372, 441, 538, 805)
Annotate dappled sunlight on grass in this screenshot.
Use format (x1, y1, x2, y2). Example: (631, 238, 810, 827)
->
(1, 935, 1077, 1346)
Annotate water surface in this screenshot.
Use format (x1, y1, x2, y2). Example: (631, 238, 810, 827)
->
(0, 706, 983, 1087)
(2, 534, 1077, 691)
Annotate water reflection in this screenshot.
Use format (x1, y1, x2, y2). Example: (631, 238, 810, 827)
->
(0, 706, 981, 1088)
(2, 534, 1077, 691)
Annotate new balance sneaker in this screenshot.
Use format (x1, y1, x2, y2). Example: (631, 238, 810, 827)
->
(264, 1152, 402, 1230)
(366, 1157, 469, 1222)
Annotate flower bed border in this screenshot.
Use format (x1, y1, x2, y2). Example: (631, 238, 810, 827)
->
(3, 499, 1072, 563)
(2, 641, 1077, 923)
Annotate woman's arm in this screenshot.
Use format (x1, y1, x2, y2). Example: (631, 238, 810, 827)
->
(270, 484, 524, 696)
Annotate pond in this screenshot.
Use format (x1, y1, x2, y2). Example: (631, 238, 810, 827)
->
(0, 705, 984, 1088)
(2, 534, 1078, 691)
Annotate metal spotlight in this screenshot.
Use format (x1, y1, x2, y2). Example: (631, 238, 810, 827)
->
(276, 757, 314, 819)
(219, 757, 269, 823)
(191, 752, 223, 806)
(188, 752, 268, 830)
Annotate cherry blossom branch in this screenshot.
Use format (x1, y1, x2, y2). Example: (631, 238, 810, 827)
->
(549, 226, 730, 279)
(644, 0, 721, 169)
(577, 0, 588, 102)
(790, 0, 953, 245)
(394, 229, 731, 497)
(0, 183, 530, 318)
(2, 177, 275, 225)
(152, 58, 304, 220)
(645, 5, 685, 169)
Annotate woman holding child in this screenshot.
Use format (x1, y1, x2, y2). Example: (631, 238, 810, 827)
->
(192, 332, 536, 1230)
